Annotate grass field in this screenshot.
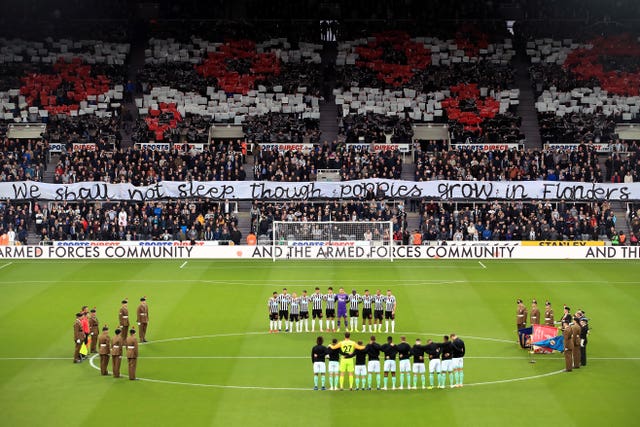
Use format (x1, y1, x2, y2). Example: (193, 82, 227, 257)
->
(0, 258, 639, 426)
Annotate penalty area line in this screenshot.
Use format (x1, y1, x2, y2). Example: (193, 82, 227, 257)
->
(179, 261, 187, 269)
(478, 261, 487, 269)
(0, 262, 13, 270)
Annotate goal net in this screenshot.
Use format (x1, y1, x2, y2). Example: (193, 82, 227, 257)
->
(271, 220, 393, 261)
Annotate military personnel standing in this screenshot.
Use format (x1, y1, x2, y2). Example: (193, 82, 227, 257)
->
(530, 300, 540, 325)
(562, 320, 574, 372)
(579, 317, 589, 366)
(571, 316, 582, 369)
(73, 313, 86, 363)
(561, 305, 572, 324)
(126, 329, 139, 380)
(544, 301, 555, 326)
(88, 308, 100, 353)
(136, 297, 149, 342)
(111, 328, 124, 378)
(119, 300, 129, 340)
(97, 325, 111, 375)
(516, 299, 527, 330)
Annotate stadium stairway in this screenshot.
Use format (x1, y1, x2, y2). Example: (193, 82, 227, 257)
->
(119, 25, 148, 149)
(611, 201, 632, 238)
(235, 154, 256, 240)
(319, 41, 340, 144)
(513, 53, 542, 150)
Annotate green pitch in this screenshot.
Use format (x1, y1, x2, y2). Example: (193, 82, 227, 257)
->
(0, 258, 639, 426)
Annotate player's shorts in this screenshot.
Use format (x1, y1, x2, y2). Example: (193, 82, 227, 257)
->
(337, 308, 347, 318)
(279, 310, 289, 320)
(452, 357, 464, 369)
(355, 365, 367, 376)
(428, 359, 441, 373)
(374, 310, 384, 320)
(362, 308, 372, 320)
(383, 359, 396, 373)
(313, 361, 326, 374)
(384, 311, 395, 320)
(339, 358, 355, 373)
(399, 359, 411, 372)
(412, 363, 426, 374)
(328, 361, 340, 374)
(325, 309, 335, 318)
(300, 311, 309, 319)
(269, 312, 278, 321)
(441, 359, 453, 372)
(349, 309, 359, 318)
(367, 360, 381, 373)
(312, 309, 323, 319)
(290, 313, 299, 322)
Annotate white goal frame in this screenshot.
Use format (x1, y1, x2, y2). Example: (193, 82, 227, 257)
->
(271, 220, 394, 261)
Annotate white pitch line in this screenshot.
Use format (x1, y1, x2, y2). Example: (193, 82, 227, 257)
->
(478, 261, 487, 269)
(0, 262, 13, 270)
(179, 261, 187, 269)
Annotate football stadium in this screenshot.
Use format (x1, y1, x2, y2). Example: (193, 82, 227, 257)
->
(1, 0, 640, 426)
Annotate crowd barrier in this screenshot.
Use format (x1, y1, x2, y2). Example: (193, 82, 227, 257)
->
(0, 242, 636, 260)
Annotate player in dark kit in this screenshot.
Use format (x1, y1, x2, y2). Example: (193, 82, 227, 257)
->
(396, 336, 412, 390)
(353, 341, 368, 390)
(311, 336, 327, 390)
(365, 336, 382, 390)
(423, 339, 441, 389)
(381, 336, 399, 390)
(326, 338, 341, 390)
(411, 338, 427, 389)
(450, 333, 465, 388)
(440, 336, 454, 389)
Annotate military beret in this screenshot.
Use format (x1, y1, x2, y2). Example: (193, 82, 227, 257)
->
(102, 325, 109, 331)
(114, 329, 121, 334)
(532, 299, 537, 304)
(122, 299, 128, 304)
(76, 312, 82, 317)
(90, 308, 96, 313)
(129, 329, 136, 334)
(140, 296, 146, 301)
(517, 299, 523, 304)
(545, 301, 551, 306)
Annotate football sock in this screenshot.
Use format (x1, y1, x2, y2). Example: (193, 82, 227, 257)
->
(349, 375, 354, 389)
(385, 320, 389, 332)
(337, 320, 340, 329)
(429, 373, 434, 386)
(460, 371, 464, 385)
(399, 373, 404, 388)
(421, 374, 426, 387)
(321, 376, 326, 387)
(339, 375, 344, 389)
(391, 376, 396, 388)
(311, 319, 315, 331)
(391, 320, 395, 333)
(326, 320, 330, 330)
(450, 373, 455, 386)
(278, 319, 282, 329)
(355, 377, 359, 389)
(314, 376, 318, 387)
(454, 371, 459, 385)
(331, 320, 335, 330)
(376, 374, 381, 388)
(329, 376, 334, 389)
(384, 377, 388, 388)
(367, 373, 372, 388)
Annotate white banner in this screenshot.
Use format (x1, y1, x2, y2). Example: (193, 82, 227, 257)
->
(1, 244, 638, 260)
(544, 143, 612, 152)
(259, 143, 314, 153)
(346, 143, 412, 153)
(2, 179, 636, 202)
(451, 143, 521, 151)
(136, 142, 172, 151)
(49, 143, 65, 153)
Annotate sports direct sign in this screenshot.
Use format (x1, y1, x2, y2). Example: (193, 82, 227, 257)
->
(0, 244, 638, 260)
(451, 143, 520, 151)
(346, 143, 411, 153)
(259, 143, 314, 152)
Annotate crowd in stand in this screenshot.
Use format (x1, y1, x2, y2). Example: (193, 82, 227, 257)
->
(53, 144, 247, 185)
(253, 142, 402, 182)
(34, 200, 241, 244)
(0, 200, 30, 244)
(414, 144, 603, 183)
(416, 200, 620, 242)
(43, 115, 123, 150)
(0, 138, 48, 182)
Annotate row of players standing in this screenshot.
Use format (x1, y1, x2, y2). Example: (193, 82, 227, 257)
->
(311, 333, 465, 391)
(516, 299, 589, 369)
(269, 287, 397, 333)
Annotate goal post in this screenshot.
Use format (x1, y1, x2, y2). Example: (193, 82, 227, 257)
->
(271, 220, 394, 261)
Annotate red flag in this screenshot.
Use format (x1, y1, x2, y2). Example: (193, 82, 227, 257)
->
(532, 324, 558, 354)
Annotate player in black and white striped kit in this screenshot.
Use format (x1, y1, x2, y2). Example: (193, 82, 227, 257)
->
(310, 287, 324, 332)
(384, 289, 397, 333)
(299, 290, 311, 332)
(361, 289, 374, 333)
(324, 287, 337, 332)
(268, 292, 280, 333)
(373, 290, 386, 333)
(290, 293, 301, 333)
(348, 290, 362, 332)
(278, 288, 292, 332)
